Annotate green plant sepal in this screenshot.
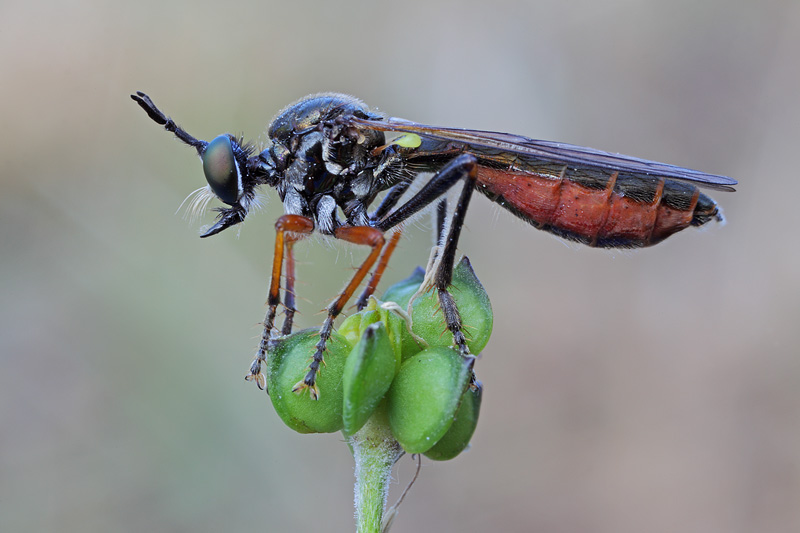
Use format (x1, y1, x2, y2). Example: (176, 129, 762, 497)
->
(342, 322, 399, 435)
(424, 380, 482, 461)
(266, 329, 351, 433)
(387, 346, 472, 454)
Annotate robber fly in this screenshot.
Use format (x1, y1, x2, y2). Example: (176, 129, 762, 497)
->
(131, 91, 737, 399)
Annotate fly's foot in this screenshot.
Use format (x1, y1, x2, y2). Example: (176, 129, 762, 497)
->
(245, 358, 267, 391)
(292, 348, 325, 400)
(291, 379, 320, 401)
(453, 331, 475, 363)
(247, 328, 283, 391)
(469, 377, 482, 392)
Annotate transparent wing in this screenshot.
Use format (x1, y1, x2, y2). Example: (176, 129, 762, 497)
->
(352, 117, 737, 192)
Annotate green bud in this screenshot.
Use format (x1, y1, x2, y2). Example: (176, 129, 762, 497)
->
(381, 266, 425, 305)
(375, 301, 424, 367)
(342, 322, 399, 435)
(338, 300, 382, 347)
(266, 329, 351, 433)
(387, 347, 472, 454)
(424, 380, 482, 461)
(382, 257, 493, 359)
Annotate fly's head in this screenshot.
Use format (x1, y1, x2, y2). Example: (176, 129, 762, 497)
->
(131, 91, 278, 237)
(195, 133, 272, 237)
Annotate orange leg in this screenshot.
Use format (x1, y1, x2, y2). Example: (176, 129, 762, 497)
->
(292, 225, 386, 399)
(247, 214, 314, 390)
(355, 229, 403, 310)
(281, 237, 300, 336)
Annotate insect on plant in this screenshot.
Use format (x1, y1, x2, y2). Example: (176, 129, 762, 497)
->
(131, 91, 737, 399)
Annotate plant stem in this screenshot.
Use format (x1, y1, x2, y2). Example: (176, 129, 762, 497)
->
(348, 406, 403, 533)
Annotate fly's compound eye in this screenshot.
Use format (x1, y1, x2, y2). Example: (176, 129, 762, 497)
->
(203, 135, 242, 205)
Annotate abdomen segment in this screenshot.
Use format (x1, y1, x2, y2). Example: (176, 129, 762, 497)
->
(476, 166, 722, 248)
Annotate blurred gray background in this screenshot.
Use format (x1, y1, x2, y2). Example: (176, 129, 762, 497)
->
(2, 0, 798, 531)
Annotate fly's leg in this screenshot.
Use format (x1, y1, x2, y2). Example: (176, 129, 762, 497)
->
(281, 237, 299, 335)
(432, 166, 476, 360)
(422, 198, 448, 269)
(247, 214, 314, 390)
(354, 229, 402, 310)
(292, 226, 386, 400)
(371, 180, 412, 221)
(351, 181, 413, 310)
(435, 198, 448, 244)
(375, 154, 479, 364)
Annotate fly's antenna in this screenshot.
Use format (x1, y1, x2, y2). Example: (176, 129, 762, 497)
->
(131, 91, 208, 156)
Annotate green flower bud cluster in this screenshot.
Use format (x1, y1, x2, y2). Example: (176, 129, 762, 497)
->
(266, 257, 492, 459)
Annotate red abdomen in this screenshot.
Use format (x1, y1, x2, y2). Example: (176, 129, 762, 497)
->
(476, 166, 722, 247)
